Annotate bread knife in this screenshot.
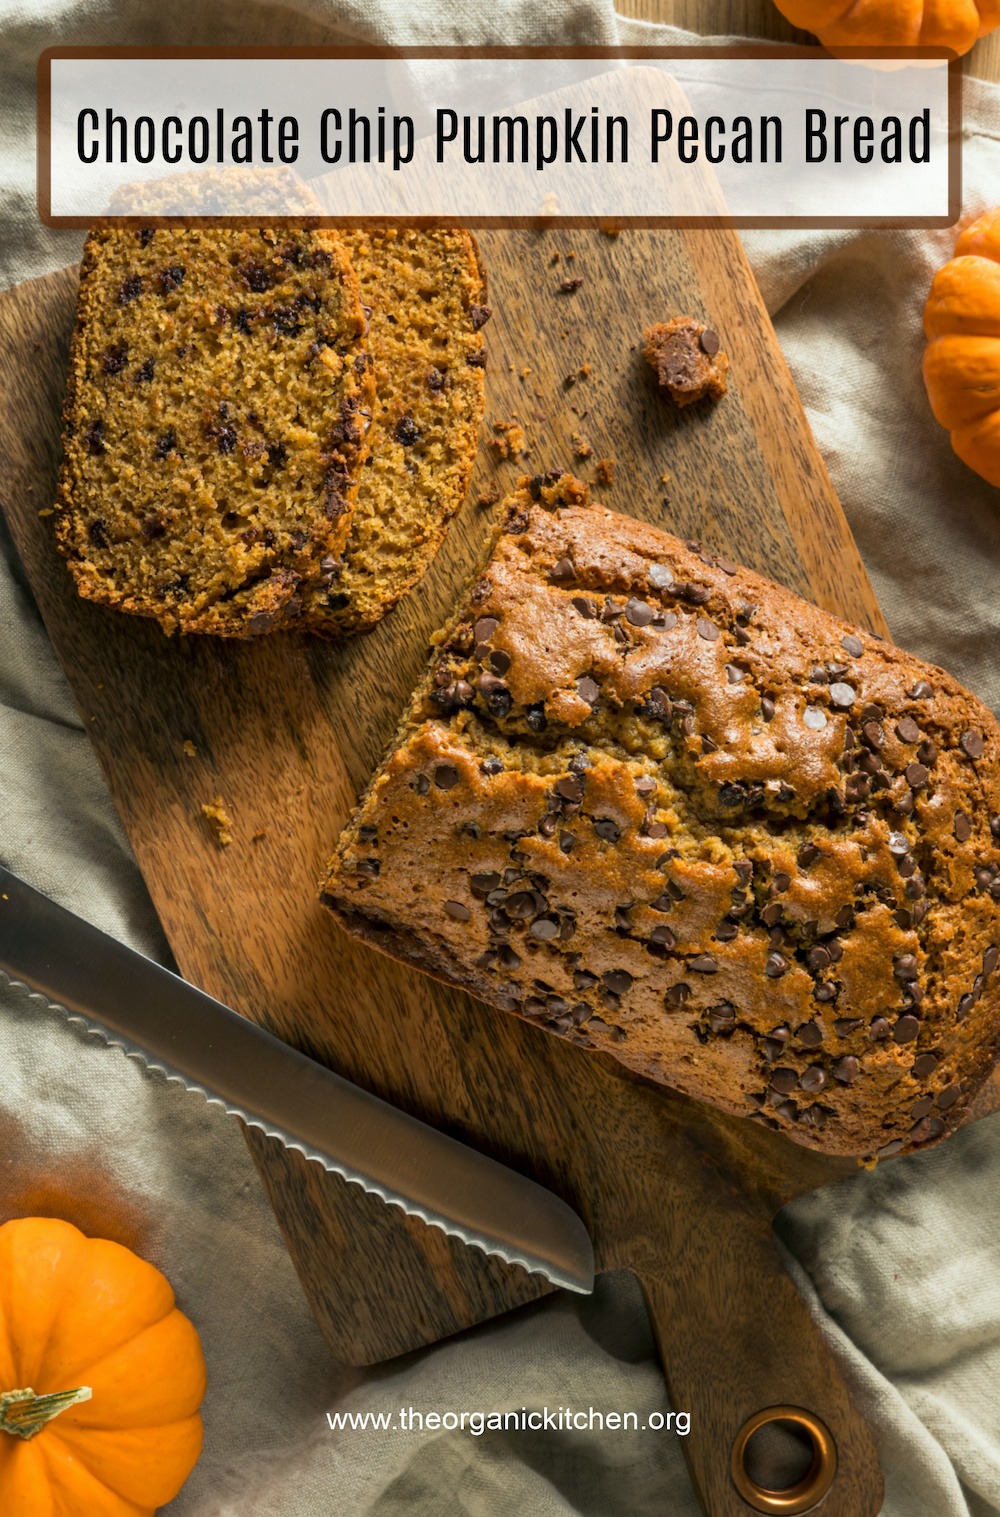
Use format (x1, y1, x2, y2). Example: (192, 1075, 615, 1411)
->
(0, 865, 594, 1296)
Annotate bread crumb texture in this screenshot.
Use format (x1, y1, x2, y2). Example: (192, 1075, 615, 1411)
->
(644, 317, 728, 408)
(202, 797, 233, 847)
(302, 227, 487, 637)
(323, 472, 1000, 1158)
(56, 225, 375, 636)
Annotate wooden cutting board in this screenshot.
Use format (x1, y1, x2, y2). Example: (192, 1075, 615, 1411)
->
(5, 230, 993, 1515)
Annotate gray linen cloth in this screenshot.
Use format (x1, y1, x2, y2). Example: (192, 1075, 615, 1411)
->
(2, 2, 1000, 1513)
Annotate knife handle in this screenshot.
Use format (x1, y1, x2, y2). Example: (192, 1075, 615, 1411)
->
(631, 1213, 882, 1516)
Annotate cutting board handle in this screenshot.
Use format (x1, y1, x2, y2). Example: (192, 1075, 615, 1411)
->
(632, 1217, 883, 1515)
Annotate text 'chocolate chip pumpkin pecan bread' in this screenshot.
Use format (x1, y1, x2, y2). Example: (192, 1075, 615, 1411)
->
(56, 226, 374, 636)
(322, 472, 1000, 1159)
(302, 227, 488, 637)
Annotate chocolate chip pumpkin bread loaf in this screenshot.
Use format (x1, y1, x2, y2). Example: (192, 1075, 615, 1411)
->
(56, 226, 374, 636)
(322, 472, 1000, 1159)
(303, 227, 488, 636)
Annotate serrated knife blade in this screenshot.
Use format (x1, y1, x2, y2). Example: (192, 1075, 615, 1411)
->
(0, 866, 594, 1295)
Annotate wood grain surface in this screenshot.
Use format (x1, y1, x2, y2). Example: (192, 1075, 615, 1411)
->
(0, 227, 909, 1516)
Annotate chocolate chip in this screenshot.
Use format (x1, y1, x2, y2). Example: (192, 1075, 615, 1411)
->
(835, 1018, 864, 1037)
(444, 901, 471, 921)
(904, 763, 929, 788)
(648, 564, 673, 589)
(153, 429, 176, 460)
(555, 775, 585, 803)
(665, 982, 691, 1006)
(912, 1053, 939, 1078)
(490, 651, 512, 676)
(83, 420, 107, 456)
(471, 303, 492, 329)
(893, 1015, 920, 1043)
(887, 831, 910, 857)
(158, 265, 185, 293)
(594, 818, 620, 843)
(770, 1067, 799, 1094)
(876, 1139, 905, 1158)
(394, 415, 421, 446)
(116, 274, 142, 305)
(530, 917, 560, 940)
(551, 557, 576, 583)
(937, 1084, 961, 1110)
(572, 596, 596, 618)
(985, 945, 999, 976)
(603, 970, 632, 996)
(765, 952, 789, 978)
(626, 598, 654, 627)
(954, 812, 972, 843)
(645, 688, 672, 722)
(708, 1004, 736, 1033)
(505, 891, 535, 919)
(894, 954, 919, 981)
(907, 680, 934, 699)
(833, 1055, 860, 1084)
(761, 697, 776, 722)
(559, 832, 576, 854)
(869, 1017, 890, 1041)
(800, 1065, 827, 1092)
(841, 634, 864, 657)
(471, 872, 501, 897)
(803, 706, 827, 731)
(433, 763, 460, 790)
(475, 617, 499, 643)
(829, 682, 856, 708)
(961, 729, 985, 759)
(895, 717, 920, 743)
(957, 993, 976, 1020)
(696, 618, 720, 642)
(101, 343, 129, 376)
(427, 367, 448, 391)
(699, 328, 721, 355)
(576, 676, 600, 707)
(797, 1021, 824, 1047)
(689, 954, 719, 973)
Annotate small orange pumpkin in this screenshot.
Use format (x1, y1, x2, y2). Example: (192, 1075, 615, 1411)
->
(0, 1217, 206, 1515)
(923, 206, 1000, 486)
(773, 0, 1000, 58)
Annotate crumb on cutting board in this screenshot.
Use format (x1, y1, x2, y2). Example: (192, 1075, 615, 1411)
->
(490, 420, 527, 459)
(182, 740, 197, 758)
(202, 797, 232, 848)
(643, 317, 729, 407)
(595, 457, 616, 486)
(571, 433, 593, 460)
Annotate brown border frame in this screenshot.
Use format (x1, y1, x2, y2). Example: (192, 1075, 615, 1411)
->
(36, 45, 962, 230)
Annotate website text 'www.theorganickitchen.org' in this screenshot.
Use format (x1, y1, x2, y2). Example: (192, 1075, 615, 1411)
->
(326, 1406, 691, 1437)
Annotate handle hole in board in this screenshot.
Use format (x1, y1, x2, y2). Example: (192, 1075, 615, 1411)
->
(730, 1405, 837, 1514)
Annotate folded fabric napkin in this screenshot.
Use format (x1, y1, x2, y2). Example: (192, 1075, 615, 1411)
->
(1, 3, 999, 1513)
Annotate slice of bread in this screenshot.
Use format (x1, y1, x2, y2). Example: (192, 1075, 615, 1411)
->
(56, 226, 374, 636)
(301, 227, 488, 637)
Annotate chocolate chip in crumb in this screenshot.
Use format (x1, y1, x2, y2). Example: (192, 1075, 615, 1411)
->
(603, 969, 632, 996)
(648, 564, 673, 589)
(893, 1014, 920, 1043)
(696, 618, 720, 642)
(761, 697, 776, 722)
(699, 328, 721, 356)
(799, 1065, 827, 1092)
(433, 763, 460, 790)
(594, 817, 621, 843)
(444, 900, 471, 921)
(912, 1053, 939, 1078)
(626, 598, 654, 627)
(904, 762, 929, 788)
(576, 676, 600, 706)
(572, 596, 596, 619)
(769, 1067, 798, 1095)
(829, 682, 856, 708)
(765, 952, 790, 978)
(961, 729, 986, 759)
(954, 812, 972, 843)
(833, 1056, 859, 1084)
(908, 680, 934, 699)
(551, 557, 576, 583)
(689, 954, 719, 973)
(895, 717, 921, 743)
(841, 634, 864, 657)
(887, 832, 910, 858)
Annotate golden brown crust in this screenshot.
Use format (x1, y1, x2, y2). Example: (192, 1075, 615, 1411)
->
(322, 472, 1000, 1158)
(56, 225, 374, 637)
(302, 227, 487, 637)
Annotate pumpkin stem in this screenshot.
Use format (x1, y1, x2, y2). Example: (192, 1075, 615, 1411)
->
(0, 1386, 92, 1439)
